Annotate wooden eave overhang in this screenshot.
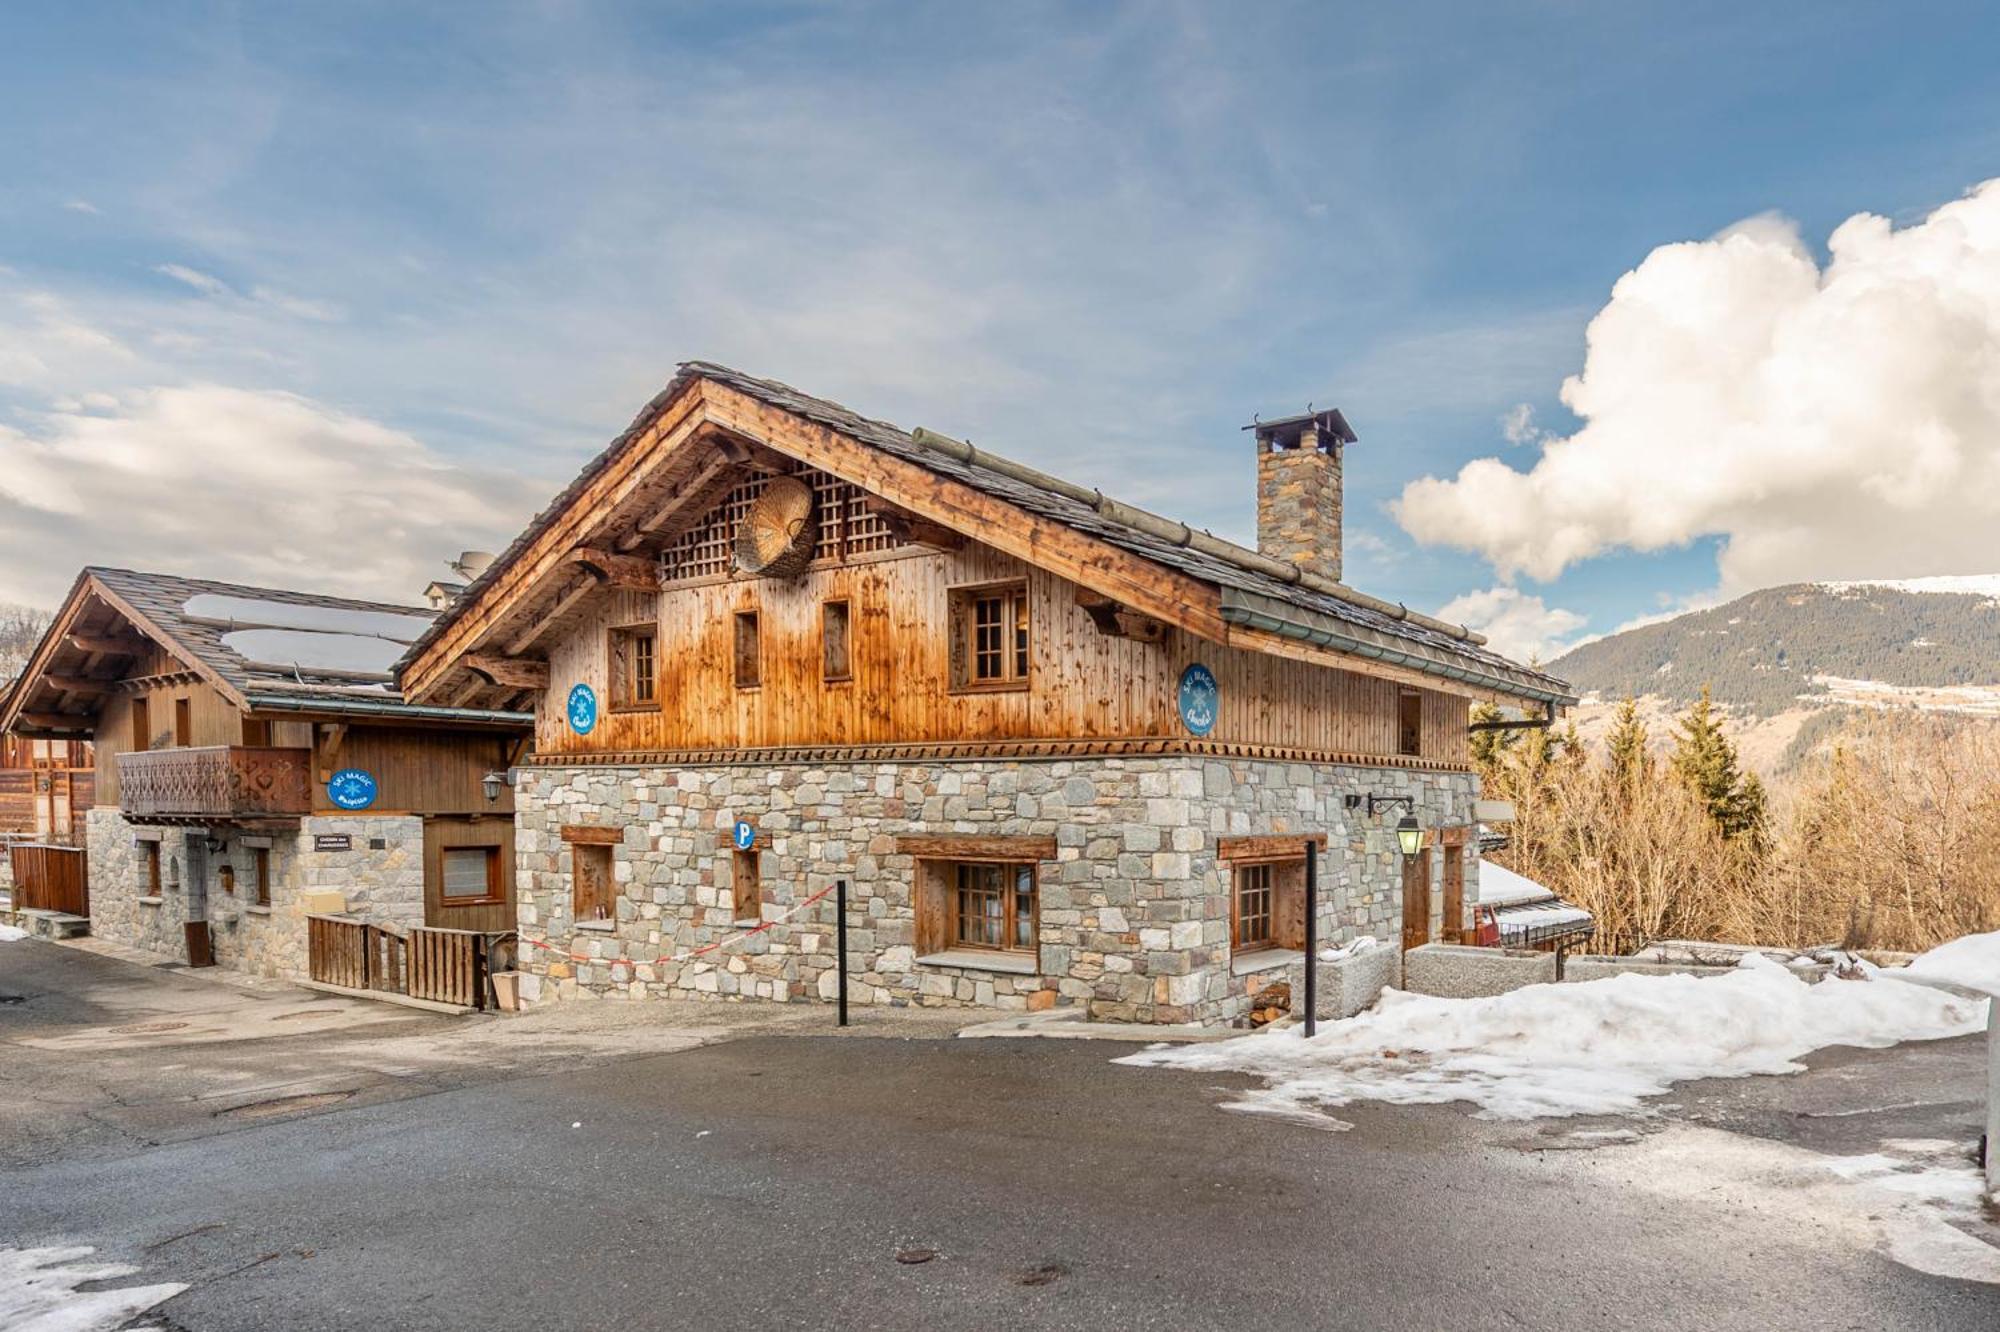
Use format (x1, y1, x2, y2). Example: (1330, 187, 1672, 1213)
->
(0, 571, 223, 737)
(397, 364, 1575, 712)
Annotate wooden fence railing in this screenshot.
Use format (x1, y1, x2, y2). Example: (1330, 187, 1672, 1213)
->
(8, 843, 88, 916)
(307, 917, 507, 1010)
(307, 915, 406, 994)
(407, 927, 487, 1008)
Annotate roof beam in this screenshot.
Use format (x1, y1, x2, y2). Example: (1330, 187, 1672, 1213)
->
(44, 675, 115, 696)
(566, 547, 661, 592)
(505, 575, 604, 656)
(463, 653, 550, 690)
(66, 632, 143, 657)
(19, 711, 91, 733)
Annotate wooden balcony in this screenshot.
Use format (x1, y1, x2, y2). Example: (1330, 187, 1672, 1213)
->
(117, 746, 313, 823)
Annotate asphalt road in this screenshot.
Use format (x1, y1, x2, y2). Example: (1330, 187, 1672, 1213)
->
(4, 938, 1999, 1330)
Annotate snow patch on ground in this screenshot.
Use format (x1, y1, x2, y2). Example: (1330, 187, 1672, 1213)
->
(0, 1246, 186, 1331)
(1122, 935, 1997, 1122)
(1817, 1139, 2000, 1283)
(0, 923, 28, 942)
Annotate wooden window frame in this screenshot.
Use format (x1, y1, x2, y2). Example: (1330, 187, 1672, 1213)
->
(821, 599, 852, 683)
(440, 844, 505, 906)
(1232, 861, 1276, 950)
(947, 580, 1031, 694)
(218, 861, 236, 896)
(731, 848, 760, 924)
(142, 842, 161, 896)
(131, 696, 150, 752)
(937, 859, 1038, 954)
(173, 697, 192, 747)
(571, 841, 616, 923)
(242, 717, 272, 746)
(1397, 688, 1423, 758)
(1228, 855, 1307, 954)
(733, 610, 761, 690)
(607, 622, 661, 713)
(253, 846, 271, 907)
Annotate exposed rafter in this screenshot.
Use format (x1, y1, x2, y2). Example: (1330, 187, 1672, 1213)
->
(566, 546, 662, 592)
(463, 653, 550, 690)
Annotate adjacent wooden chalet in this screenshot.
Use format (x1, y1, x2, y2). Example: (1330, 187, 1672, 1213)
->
(0, 568, 530, 978)
(400, 362, 1573, 1025)
(0, 734, 93, 845)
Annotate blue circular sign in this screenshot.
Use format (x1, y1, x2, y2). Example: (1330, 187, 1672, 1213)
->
(326, 768, 378, 811)
(566, 683, 598, 735)
(1177, 663, 1219, 736)
(733, 820, 756, 851)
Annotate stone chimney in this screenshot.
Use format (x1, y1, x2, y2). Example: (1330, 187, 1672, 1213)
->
(1251, 407, 1355, 583)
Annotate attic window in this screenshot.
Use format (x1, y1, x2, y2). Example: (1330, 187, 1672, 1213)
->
(948, 581, 1029, 692)
(1398, 689, 1423, 758)
(734, 611, 761, 689)
(822, 600, 851, 682)
(609, 623, 658, 711)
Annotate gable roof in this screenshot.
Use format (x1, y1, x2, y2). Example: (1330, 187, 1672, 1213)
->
(1, 567, 531, 736)
(400, 362, 1573, 708)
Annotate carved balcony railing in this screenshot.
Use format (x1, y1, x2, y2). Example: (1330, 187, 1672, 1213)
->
(117, 746, 313, 822)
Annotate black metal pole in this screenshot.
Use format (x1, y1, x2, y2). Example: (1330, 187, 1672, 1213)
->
(1303, 841, 1318, 1038)
(835, 878, 849, 1027)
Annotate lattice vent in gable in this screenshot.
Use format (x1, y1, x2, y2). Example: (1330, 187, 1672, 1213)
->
(658, 462, 903, 582)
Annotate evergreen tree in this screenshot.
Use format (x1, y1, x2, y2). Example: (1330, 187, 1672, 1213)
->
(1606, 695, 1650, 790)
(1669, 685, 1764, 842)
(1469, 701, 1515, 773)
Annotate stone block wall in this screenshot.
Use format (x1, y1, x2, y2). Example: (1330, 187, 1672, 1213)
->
(513, 755, 1478, 1026)
(86, 808, 426, 980)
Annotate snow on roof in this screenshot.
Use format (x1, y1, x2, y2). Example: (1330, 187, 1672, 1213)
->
(181, 593, 434, 643)
(1492, 902, 1595, 945)
(1819, 574, 2000, 598)
(1477, 861, 1552, 907)
(220, 628, 407, 678)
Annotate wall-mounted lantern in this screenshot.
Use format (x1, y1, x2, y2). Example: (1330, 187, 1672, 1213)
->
(1347, 793, 1427, 858)
(482, 770, 510, 804)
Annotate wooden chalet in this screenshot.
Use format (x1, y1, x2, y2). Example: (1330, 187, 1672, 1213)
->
(397, 362, 1573, 1024)
(0, 568, 530, 987)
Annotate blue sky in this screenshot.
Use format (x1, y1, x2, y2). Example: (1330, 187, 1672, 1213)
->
(4, 1, 1999, 659)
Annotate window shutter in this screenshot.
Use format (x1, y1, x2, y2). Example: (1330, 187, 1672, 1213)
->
(916, 861, 948, 955)
(947, 592, 967, 688)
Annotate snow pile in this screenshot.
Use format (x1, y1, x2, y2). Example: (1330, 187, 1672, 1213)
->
(1122, 939, 1997, 1122)
(0, 923, 27, 942)
(0, 1246, 186, 1331)
(1318, 935, 1379, 963)
(1901, 929, 2000, 997)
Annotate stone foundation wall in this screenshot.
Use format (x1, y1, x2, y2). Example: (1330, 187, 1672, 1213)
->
(86, 808, 426, 979)
(515, 755, 1479, 1026)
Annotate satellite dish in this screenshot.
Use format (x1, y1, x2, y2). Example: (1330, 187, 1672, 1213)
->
(734, 475, 817, 578)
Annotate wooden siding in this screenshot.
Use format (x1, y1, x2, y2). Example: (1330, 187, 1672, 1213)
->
(310, 726, 517, 817)
(534, 537, 1469, 768)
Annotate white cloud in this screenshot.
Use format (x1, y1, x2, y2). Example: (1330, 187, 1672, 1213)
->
(1500, 402, 1538, 445)
(0, 385, 547, 607)
(1394, 179, 2000, 595)
(155, 263, 230, 296)
(62, 199, 100, 215)
(1435, 586, 1586, 663)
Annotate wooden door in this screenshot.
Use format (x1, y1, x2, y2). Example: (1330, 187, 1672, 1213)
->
(1441, 843, 1465, 944)
(423, 815, 516, 932)
(1401, 848, 1432, 952)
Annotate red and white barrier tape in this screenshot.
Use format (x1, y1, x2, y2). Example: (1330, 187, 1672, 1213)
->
(516, 883, 836, 968)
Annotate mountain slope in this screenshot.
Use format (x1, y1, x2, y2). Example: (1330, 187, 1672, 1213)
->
(1548, 577, 2000, 717)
